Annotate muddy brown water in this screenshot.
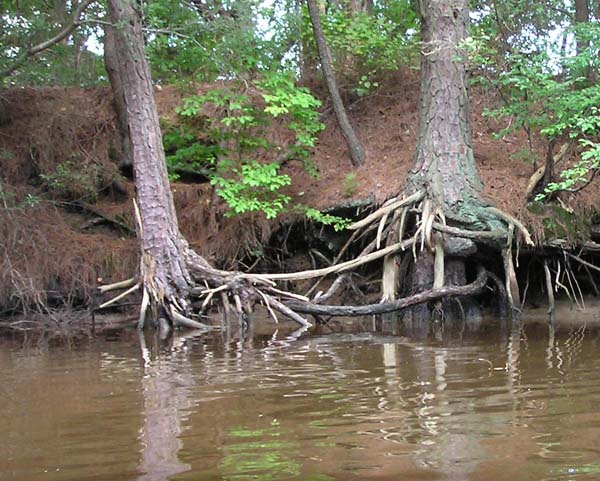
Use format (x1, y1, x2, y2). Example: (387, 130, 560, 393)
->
(1, 317, 600, 481)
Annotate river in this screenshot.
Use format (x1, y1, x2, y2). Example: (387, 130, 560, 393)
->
(1, 317, 600, 481)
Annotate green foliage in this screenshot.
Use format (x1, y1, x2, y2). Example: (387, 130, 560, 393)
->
(257, 73, 323, 175)
(537, 140, 600, 200)
(355, 75, 380, 97)
(145, 0, 291, 83)
(166, 73, 323, 218)
(0, 180, 40, 210)
(481, 22, 600, 199)
(213, 161, 291, 219)
(162, 122, 223, 180)
(1, 0, 105, 86)
(303, 207, 350, 231)
(301, 1, 418, 92)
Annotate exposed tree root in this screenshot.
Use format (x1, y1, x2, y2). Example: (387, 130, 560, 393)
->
(95, 186, 549, 331)
(544, 259, 555, 320)
(348, 191, 424, 232)
(564, 251, 600, 274)
(98, 277, 137, 293)
(485, 207, 534, 247)
(252, 237, 415, 281)
(98, 282, 140, 309)
(312, 274, 349, 304)
(284, 266, 488, 317)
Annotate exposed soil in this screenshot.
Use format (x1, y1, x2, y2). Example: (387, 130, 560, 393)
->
(1, 71, 599, 311)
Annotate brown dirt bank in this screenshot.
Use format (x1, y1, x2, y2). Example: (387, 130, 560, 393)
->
(1, 72, 599, 312)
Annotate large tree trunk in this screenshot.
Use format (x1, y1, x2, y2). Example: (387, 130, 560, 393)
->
(101, 0, 512, 333)
(400, 0, 489, 329)
(306, 0, 365, 167)
(107, 0, 193, 319)
(409, 0, 482, 209)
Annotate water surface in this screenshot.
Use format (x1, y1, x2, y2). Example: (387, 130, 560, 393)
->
(1, 320, 600, 481)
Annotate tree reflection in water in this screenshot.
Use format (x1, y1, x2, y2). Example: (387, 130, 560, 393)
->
(136, 330, 202, 481)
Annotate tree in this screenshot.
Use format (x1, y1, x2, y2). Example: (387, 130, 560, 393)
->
(100, 0, 525, 333)
(106, 0, 197, 327)
(104, 0, 316, 330)
(103, 23, 131, 170)
(404, 0, 486, 325)
(306, 0, 365, 167)
(373, 0, 532, 329)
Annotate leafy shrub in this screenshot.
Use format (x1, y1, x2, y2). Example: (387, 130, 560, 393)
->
(480, 23, 600, 199)
(165, 72, 324, 219)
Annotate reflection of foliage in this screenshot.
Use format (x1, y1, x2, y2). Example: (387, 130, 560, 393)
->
(221, 425, 301, 481)
(221, 451, 301, 481)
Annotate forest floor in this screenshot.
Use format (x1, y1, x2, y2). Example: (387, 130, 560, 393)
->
(1, 69, 599, 313)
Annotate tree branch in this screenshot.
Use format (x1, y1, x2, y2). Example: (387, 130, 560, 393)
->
(1, 0, 96, 79)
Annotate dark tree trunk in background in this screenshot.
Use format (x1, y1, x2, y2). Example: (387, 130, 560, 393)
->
(574, 0, 593, 81)
(401, 0, 488, 328)
(575, 0, 590, 55)
(107, 0, 193, 317)
(103, 23, 132, 170)
(306, 0, 365, 167)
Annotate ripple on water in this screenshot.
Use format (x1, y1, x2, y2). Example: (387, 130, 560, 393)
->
(3, 325, 600, 480)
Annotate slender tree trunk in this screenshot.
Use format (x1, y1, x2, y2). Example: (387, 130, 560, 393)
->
(306, 0, 365, 167)
(107, 0, 193, 317)
(575, 0, 590, 55)
(103, 23, 132, 170)
(574, 0, 593, 81)
(104, 0, 296, 329)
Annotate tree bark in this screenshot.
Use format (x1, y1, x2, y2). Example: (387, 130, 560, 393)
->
(104, 0, 298, 329)
(575, 0, 590, 55)
(401, 0, 492, 328)
(409, 0, 482, 210)
(107, 0, 193, 318)
(103, 23, 132, 170)
(306, 0, 365, 167)
(574, 0, 593, 81)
